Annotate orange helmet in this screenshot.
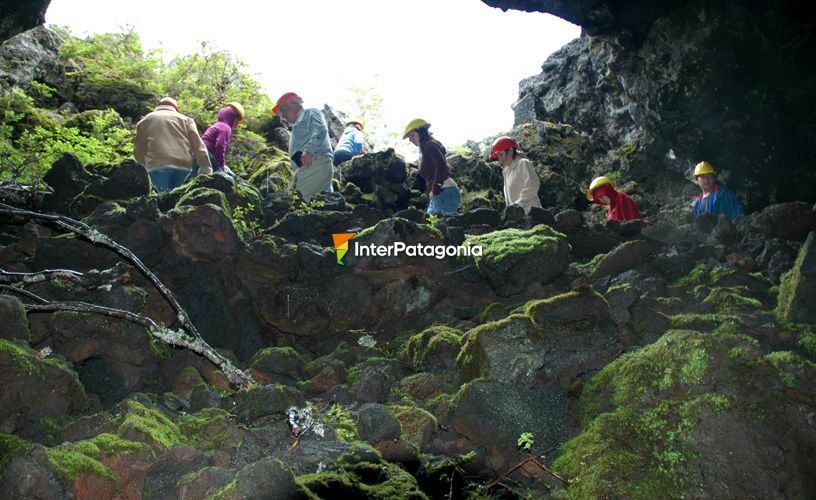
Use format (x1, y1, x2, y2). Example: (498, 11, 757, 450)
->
(273, 92, 303, 115)
(490, 136, 518, 159)
(157, 96, 179, 112)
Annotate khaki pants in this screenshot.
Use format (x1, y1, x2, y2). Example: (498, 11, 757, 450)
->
(293, 154, 334, 201)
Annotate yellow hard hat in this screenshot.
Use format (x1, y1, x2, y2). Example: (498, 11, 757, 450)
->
(586, 176, 618, 201)
(346, 119, 364, 131)
(693, 161, 716, 178)
(402, 118, 430, 139)
(226, 101, 245, 124)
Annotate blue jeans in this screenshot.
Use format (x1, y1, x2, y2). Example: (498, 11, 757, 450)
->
(427, 185, 461, 215)
(188, 149, 221, 180)
(149, 167, 192, 192)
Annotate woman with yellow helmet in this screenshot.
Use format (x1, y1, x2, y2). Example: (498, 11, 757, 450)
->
(199, 101, 245, 177)
(585, 176, 641, 221)
(403, 118, 460, 215)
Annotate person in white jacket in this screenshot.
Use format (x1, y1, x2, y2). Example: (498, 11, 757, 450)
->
(490, 136, 542, 214)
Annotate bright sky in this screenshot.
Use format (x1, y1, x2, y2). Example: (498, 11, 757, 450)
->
(45, 0, 579, 150)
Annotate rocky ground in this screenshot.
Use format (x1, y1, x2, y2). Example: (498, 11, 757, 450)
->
(0, 147, 814, 499)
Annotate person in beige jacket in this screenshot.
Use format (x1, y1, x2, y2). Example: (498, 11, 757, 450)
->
(134, 97, 212, 192)
(490, 136, 542, 214)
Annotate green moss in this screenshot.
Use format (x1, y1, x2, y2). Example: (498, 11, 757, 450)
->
(116, 400, 185, 450)
(455, 327, 494, 383)
(668, 313, 741, 331)
(346, 357, 396, 386)
(573, 251, 608, 276)
(324, 404, 357, 442)
(0, 433, 28, 478)
(402, 325, 463, 370)
(178, 408, 235, 451)
(796, 325, 816, 356)
(763, 351, 816, 390)
(703, 287, 763, 313)
(677, 263, 736, 287)
(296, 462, 428, 500)
(553, 330, 761, 498)
(464, 225, 565, 266)
(0, 339, 78, 381)
(387, 405, 437, 446)
(176, 188, 231, 216)
(47, 446, 119, 490)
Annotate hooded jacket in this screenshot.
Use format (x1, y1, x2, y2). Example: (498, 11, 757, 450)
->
(592, 184, 641, 221)
(201, 106, 240, 168)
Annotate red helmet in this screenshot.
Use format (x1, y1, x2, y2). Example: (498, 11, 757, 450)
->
(273, 92, 303, 115)
(490, 136, 518, 159)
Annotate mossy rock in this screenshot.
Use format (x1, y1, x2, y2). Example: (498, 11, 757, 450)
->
(295, 461, 428, 499)
(553, 329, 816, 498)
(387, 405, 437, 449)
(0, 339, 89, 432)
(402, 325, 463, 373)
(776, 232, 816, 324)
(176, 187, 231, 216)
(246, 147, 293, 193)
(464, 224, 570, 296)
(457, 289, 618, 387)
(115, 399, 185, 451)
(233, 384, 305, 423)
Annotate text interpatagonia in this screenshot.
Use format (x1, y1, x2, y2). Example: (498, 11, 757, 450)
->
(353, 241, 483, 259)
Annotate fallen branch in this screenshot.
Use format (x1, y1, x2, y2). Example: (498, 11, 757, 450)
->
(1, 268, 83, 284)
(0, 203, 254, 388)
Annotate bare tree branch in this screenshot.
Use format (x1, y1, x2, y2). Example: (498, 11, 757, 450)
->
(0, 202, 255, 388)
(1, 268, 84, 284)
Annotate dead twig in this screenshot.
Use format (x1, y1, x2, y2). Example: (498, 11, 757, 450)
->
(0, 268, 83, 284)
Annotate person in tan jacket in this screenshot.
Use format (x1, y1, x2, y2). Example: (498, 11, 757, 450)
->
(490, 136, 542, 214)
(134, 97, 212, 192)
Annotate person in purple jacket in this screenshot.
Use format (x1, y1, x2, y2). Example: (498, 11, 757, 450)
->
(200, 101, 245, 176)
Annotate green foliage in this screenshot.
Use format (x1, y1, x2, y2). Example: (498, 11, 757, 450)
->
(58, 27, 161, 96)
(231, 203, 261, 242)
(324, 404, 357, 442)
(153, 41, 274, 129)
(1, 87, 133, 182)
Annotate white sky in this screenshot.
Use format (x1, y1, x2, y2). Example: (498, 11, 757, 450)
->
(45, 0, 579, 149)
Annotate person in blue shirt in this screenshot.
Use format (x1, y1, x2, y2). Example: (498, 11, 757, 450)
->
(333, 120, 365, 166)
(691, 161, 742, 221)
(273, 92, 334, 201)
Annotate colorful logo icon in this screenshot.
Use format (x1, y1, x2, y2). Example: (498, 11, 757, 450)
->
(332, 232, 356, 265)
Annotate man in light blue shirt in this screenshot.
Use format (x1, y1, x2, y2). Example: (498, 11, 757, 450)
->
(273, 92, 334, 201)
(334, 120, 365, 166)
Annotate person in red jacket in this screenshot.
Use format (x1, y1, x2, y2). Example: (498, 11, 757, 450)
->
(586, 176, 641, 221)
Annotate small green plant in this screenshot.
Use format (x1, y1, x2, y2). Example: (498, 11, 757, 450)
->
(517, 432, 534, 452)
(427, 213, 440, 230)
(231, 203, 261, 242)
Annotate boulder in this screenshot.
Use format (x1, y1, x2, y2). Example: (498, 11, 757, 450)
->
(450, 379, 574, 474)
(0, 294, 29, 341)
(776, 231, 816, 324)
(457, 289, 620, 389)
(357, 403, 402, 444)
(216, 458, 297, 500)
(465, 224, 570, 296)
(142, 446, 214, 500)
(0, 339, 89, 433)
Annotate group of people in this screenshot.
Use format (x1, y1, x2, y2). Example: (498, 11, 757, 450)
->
(133, 92, 743, 221)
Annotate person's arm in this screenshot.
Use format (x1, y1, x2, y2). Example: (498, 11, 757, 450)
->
(187, 119, 212, 174)
(214, 125, 231, 168)
(422, 141, 447, 196)
(518, 160, 541, 205)
(715, 188, 742, 220)
(133, 123, 146, 164)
